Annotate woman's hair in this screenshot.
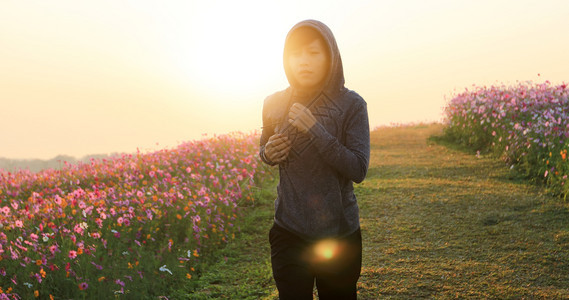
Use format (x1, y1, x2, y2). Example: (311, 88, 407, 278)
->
(284, 26, 330, 58)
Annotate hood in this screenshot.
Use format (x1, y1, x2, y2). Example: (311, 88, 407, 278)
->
(283, 20, 345, 96)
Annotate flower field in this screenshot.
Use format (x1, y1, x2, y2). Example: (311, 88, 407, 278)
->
(442, 80, 569, 198)
(0, 132, 265, 299)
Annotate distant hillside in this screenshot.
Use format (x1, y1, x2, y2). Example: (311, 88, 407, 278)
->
(0, 153, 121, 173)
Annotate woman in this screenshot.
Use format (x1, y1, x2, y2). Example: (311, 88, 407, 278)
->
(259, 19, 370, 299)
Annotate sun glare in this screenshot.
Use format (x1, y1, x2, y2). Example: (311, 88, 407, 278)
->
(166, 3, 287, 100)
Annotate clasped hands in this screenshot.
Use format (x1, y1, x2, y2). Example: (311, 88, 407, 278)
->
(264, 103, 317, 164)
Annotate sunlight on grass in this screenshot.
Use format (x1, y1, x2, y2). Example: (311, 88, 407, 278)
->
(356, 124, 569, 299)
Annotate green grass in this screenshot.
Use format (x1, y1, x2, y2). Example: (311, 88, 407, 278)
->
(183, 123, 569, 299)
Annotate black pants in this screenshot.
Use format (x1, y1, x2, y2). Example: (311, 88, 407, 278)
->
(269, 223, 362, 300)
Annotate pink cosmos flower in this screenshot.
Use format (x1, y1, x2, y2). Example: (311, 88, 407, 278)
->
(68, 250, 77, 259)
(74, 224, 85, 235)
(54, 195, 62, 205)
(0, 206, 9, 215)
(30, 233, 39, 242)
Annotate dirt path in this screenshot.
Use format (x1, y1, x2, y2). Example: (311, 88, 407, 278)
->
(356, 124, 569, 299)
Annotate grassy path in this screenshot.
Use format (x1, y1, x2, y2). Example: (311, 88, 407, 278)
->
(357, 124, 569, 299)
(189, 124, 569, 299)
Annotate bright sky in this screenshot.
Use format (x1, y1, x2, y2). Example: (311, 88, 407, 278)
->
(1, 0, 568, 159)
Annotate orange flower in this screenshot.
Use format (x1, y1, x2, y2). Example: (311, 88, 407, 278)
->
(36, 260, 43, 266)
(34, 290, 39, 298)
(186, 273, 192, 279)
(40, 268, 46, 278)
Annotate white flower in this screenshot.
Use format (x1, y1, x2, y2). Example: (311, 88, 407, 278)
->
(24, 282, 33, 288)
(159, 265, 173, 275)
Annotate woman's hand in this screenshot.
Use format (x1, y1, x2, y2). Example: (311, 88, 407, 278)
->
(264, 133, 292, 164)
(288, 103, 317, 133)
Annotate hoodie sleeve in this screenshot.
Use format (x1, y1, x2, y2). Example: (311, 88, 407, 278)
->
(259, 93, 285, 166)
(308, 98, 370, 183)
(259, 104, 277, 166)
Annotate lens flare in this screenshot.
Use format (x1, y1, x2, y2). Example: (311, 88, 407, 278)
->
(314, 239, 339, 260)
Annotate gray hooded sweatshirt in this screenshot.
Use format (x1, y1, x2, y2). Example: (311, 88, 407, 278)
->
(260, 20, 370, 240)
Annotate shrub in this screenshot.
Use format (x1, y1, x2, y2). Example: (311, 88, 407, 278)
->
(442, 81, 569, 198)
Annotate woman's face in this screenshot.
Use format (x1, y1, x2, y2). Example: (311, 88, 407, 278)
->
(288, 38, 328, 89)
